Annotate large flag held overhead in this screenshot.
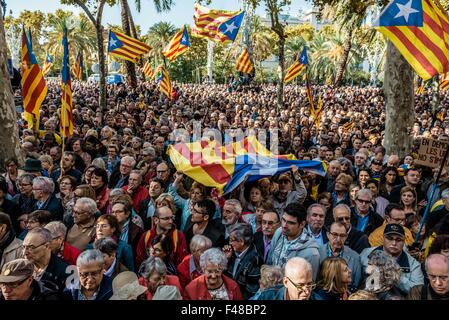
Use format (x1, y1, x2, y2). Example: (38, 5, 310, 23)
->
(142, 62, 155, 79)
(167, 136, 325, 194)
(373, 0, 449, 80)
(162, 25, 190, 62)
(21, 28, 47, 130)
(284, 47, 308, 83)
(156, 66, 172, 99)
(61, 28, 74, 138)
(192, 3, 244, 43)
(108, 29, 151, 63)
(73, 51, 83, 81)
(42, 53, 53, 76)
(441, 72, 449, 91)
(235, 48, 253, 74)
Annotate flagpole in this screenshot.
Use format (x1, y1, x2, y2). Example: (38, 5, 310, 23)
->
(60, 84, 65, 181)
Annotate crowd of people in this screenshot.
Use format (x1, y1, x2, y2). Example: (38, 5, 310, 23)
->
(1, 79, 449, 301)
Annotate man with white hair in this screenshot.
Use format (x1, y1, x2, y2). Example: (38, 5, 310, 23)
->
(32, 176, 64, 221)
(66, 198, 97, 251)
(408, 254, 449, 300)
(256, 257, 316, 300)
(351, 189, 383, 236)
(108, 155, 136, 189)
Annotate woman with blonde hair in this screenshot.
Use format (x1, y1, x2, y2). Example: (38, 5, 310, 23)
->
(314, 257, 352, 300)
(400, 186, 418, 216)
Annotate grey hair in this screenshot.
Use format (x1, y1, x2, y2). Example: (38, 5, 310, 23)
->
(329, 160, 341, 167)
(366, 250, 401, 292)
(75, 197, 97, 215)
(121, 156, 136, 168)
(189, 235, 212, 253)
(94, 237, 118, 256)
(17, 173, 35, 185)
(142, 147, 156, 157)
(139, 256, 167, 279)
(33, 176, 55, 194)
(228, 223, 253, 245)
(76, 249, 105, 268)
(44, 221, 67, 238)
(26, 227, 52, 243)
(307, 203, 327, 217)
(356, 188, 373, 201)
(337, 157, 352, 166)
(224, 199, 242, 215)
(259, 265, 284, 289)
(284, 257, 312, 278)
(91, 157, 106, 170)
(425, 254, 449, 272)
(200, 248, 228, 271)
(110, 188, 126, 197)
(130, 170, 143, 182)
(333, 204, 351, 215)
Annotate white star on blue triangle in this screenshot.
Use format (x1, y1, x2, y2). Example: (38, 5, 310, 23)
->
(299, 47, 308, 65)
(108, 31, 124, 52)
(375, 0, 423, 27)
(180, 27, 190, 47)
(218, 11, 244, 42)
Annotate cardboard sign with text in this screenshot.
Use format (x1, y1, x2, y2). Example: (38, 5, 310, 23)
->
(415, 138, 449, 169)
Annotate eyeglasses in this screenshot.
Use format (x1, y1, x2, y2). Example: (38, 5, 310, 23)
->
(286, 277, 316, 293)
(79, 269, 103, 279)
(328, 231, 348, 239)
(428, 274, 449, 283)
(0, 277, 30, 289)
(23, 241, 48, 251)
(356, 199, 371, 204)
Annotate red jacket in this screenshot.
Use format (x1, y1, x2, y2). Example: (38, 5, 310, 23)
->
(122, 185, 149, 213)
(61, 242, 81, 266)
(136, 226, 188, 267)
(183, 274, 243, 300)
(138, 275, 183, 300)
(177, 254, 202, 289)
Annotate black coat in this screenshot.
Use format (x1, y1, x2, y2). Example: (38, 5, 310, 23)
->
(108, 167, 129, 189)
(33, 195, 64, 222)
(127, 220, 144, 269)
(350, 207, 384, 236)
(183, 216, 226, 249)
(388, 183, 426, 204)
(346, 227, 370, 254)
(41, 253, 71, 292)
(0, 198, 21, 233)
(0, 280, 61, 300)
(224, 244, 263, 300)
(253, 231, 265, 261)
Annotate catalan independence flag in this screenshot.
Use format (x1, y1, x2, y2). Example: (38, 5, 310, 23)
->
(108, 29, 151, 63)
(162, 25, 190, 62)
(73, 51, 83, 81)
(21, 28, 47, 130)
(192, 3, 244, 43)
(142, 62, 155, 79)
(374, 0, 449, 80)
(60, 28, 73, 138)
(235, 48, 253, 74)
(284, 47, 308, 83)
(312, 95, 324, 128)
(42, 53, 53, 76)
(441, 72, 449, 90)
(156, 66, 172, 99)
(167, 136, 325, 194)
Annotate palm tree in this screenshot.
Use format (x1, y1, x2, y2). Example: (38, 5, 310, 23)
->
(145, 22, 176, 65)
(251, 16, 275, 65)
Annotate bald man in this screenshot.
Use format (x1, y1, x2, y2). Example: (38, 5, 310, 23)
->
(256, 257, 316, 300)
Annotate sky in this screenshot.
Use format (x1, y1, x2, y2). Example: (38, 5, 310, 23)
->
(8, 0, 312, 33)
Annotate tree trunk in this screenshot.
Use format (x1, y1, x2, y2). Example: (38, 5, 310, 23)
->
(126, 2, 143, 70)
(0, 8, 23, 165)
(96, 0, 107, 111)
(120, 0, 137, 88)
(383, 41, 415, 158)
(277, 36, 285, 110)
(335, 29, 353, 86)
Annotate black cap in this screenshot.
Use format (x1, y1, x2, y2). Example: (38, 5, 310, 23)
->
(371, 159, 383, 166)
(384, 223, 405, 238)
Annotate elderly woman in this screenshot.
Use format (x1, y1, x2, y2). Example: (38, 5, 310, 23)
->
(169, 172, 220, 232)
(32, 177, 64, 221)
(63, 249, 113, 300)
(184, 248, 243, 300)
(89, 167, 110, 215)
(45, 221, 80, 266)
(314, 257, 353, 300)
(177, 235, 213, 289)
(363, 250, 403, 300)
(137, 256, 183, 300)
(250, 265, 284, 300)
(94, 237, 129, 279)
(13, 173, 37, 216)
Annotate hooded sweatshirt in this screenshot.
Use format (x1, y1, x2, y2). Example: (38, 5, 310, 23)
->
(266, 228, 321, 280)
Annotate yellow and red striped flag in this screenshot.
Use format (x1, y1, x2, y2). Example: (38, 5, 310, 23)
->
(235, 48, 253, 74)
(61, 28, 73, 138)
(374, 0, 449, 81)
(21, 28, 47, 130)
(142, 62, 155, 79)
(42, 53, 52, 76)
(156, 66, 172, 99)
(441, 72, 449, 90)
(73, 51, 83, 81)
(192, 3, 244, 44)
(162, 25, 190, 62)
(284, 47, 308, 83)
(312, 95, 324, 128)
(108, 29, 151, 63)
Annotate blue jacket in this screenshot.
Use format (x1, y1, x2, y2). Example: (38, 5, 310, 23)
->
(86, 239, 134, 272)
(63, 275, 113, 300)
(256, 285, 318, 300)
